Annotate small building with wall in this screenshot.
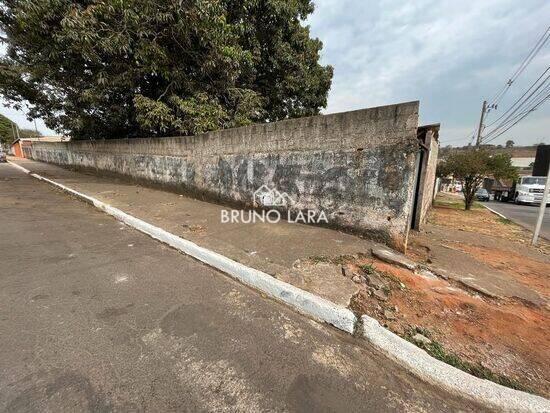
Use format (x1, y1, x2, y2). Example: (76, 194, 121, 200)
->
(11, 136, 69, 158)
(11, 138, 24, 157)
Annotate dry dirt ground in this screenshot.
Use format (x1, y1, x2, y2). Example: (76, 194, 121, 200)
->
(345, 193, 550, 398)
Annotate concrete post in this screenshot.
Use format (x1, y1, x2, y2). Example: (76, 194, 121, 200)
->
(532, 162, 550, 245)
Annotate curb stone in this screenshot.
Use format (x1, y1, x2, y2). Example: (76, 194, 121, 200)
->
(482, 204, 508, 220)
(7, 160, 32, 174)
(9, 160, 550, 412)
(361, 315, 549, 412)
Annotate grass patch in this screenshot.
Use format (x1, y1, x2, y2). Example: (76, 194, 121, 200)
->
(434, 198, 465, 209)
(411, 325, 432, 338)
(403, 326, 529, 392)
(308, 255, 331, 264)
(434, 196, 483, 210)
(359, 263, 376, 275)
(498, 217, 513, 225)
(307, 254, 356, 265)
(331, 254, 356, 265)
(379, 271, 407, 291)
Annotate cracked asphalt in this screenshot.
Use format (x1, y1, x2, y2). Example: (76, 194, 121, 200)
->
(0, 163, 487, 412)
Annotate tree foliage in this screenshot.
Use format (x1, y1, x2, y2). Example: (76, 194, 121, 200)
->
(0, 116, 41, 151)
(0, 114, 15, 146)
(0, 114, 41, 147)
(18, 128, 42, 139)
(0, 0, 333, 140)
(437, 149, 518, 210)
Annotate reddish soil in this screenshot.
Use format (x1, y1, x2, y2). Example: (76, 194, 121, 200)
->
(450, 243, 550, 297)
(428, 194, 550, 255)
(349, 259, 550, 397)
(349, 194, 550, 397)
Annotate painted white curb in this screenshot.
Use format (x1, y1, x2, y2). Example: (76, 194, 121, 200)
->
(362, 315, 549, 412)
(10, 160, 549, 411)
(8, 161, 356, 334)
(7, 160, 32, 174)
(483, 204, 508, 220)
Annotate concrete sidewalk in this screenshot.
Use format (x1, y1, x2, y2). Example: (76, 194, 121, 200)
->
(10, 158, 378, 307)
(11, 157, 547, 309)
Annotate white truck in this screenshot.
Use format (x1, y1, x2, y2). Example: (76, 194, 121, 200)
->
(493, 176, 547, 204)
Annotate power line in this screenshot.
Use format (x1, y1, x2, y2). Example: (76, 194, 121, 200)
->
(440, 129, 479, 145)
(438, 121, 479, 145)
(466, 27, 550, 147)
(487, 26, 550, 108)
(482, 90, 550, 144)
(483, 90, 549, 142)
(457, 27, 549, 148)
(440, 135, 474, 145)
(482, 72, 550, 140)
(483, 85, 549, 141)
(485, 66, 550, 128)
(497, 82, 550, 128)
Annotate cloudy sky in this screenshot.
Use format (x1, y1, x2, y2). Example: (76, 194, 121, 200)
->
(2, 0, 549, 147)
(307, 0, 550, 146)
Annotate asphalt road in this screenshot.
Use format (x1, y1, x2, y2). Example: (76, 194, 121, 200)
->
(485, 200, 550, 240)
(0, 164, 487, 412)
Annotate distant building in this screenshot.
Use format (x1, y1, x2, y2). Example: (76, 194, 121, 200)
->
(10, 136, 69, 158)
(511, 156, 535, 175)
(511, 157, 535, 169)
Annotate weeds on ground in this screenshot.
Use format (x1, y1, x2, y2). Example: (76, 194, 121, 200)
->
(379, 271, 407, 291)
(403, 326, 529, 392)
(411, 325, 432, 338)
(498, 217, 513, 225)
(331, 254, 357, 265)
(359, 263, 376, 275)
(308, 254, 356, 265)
(434, 196, 483, 210)
(308, 255, 331, 264)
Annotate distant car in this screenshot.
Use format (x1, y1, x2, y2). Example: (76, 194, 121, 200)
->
(0, 151, 6, 163)
(475, 188, 490, 202)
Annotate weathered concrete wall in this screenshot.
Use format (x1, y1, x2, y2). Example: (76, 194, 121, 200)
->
(24, 101, 420, 250)
(414, 124, 440, 229)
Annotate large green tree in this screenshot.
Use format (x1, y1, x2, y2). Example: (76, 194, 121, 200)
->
(437, 149, 518, 210)
(0, 0, 333, 140)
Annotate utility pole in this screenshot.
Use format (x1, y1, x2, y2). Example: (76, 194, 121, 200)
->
(532, 160, 550, 246)
(475, 100, 487, 147)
